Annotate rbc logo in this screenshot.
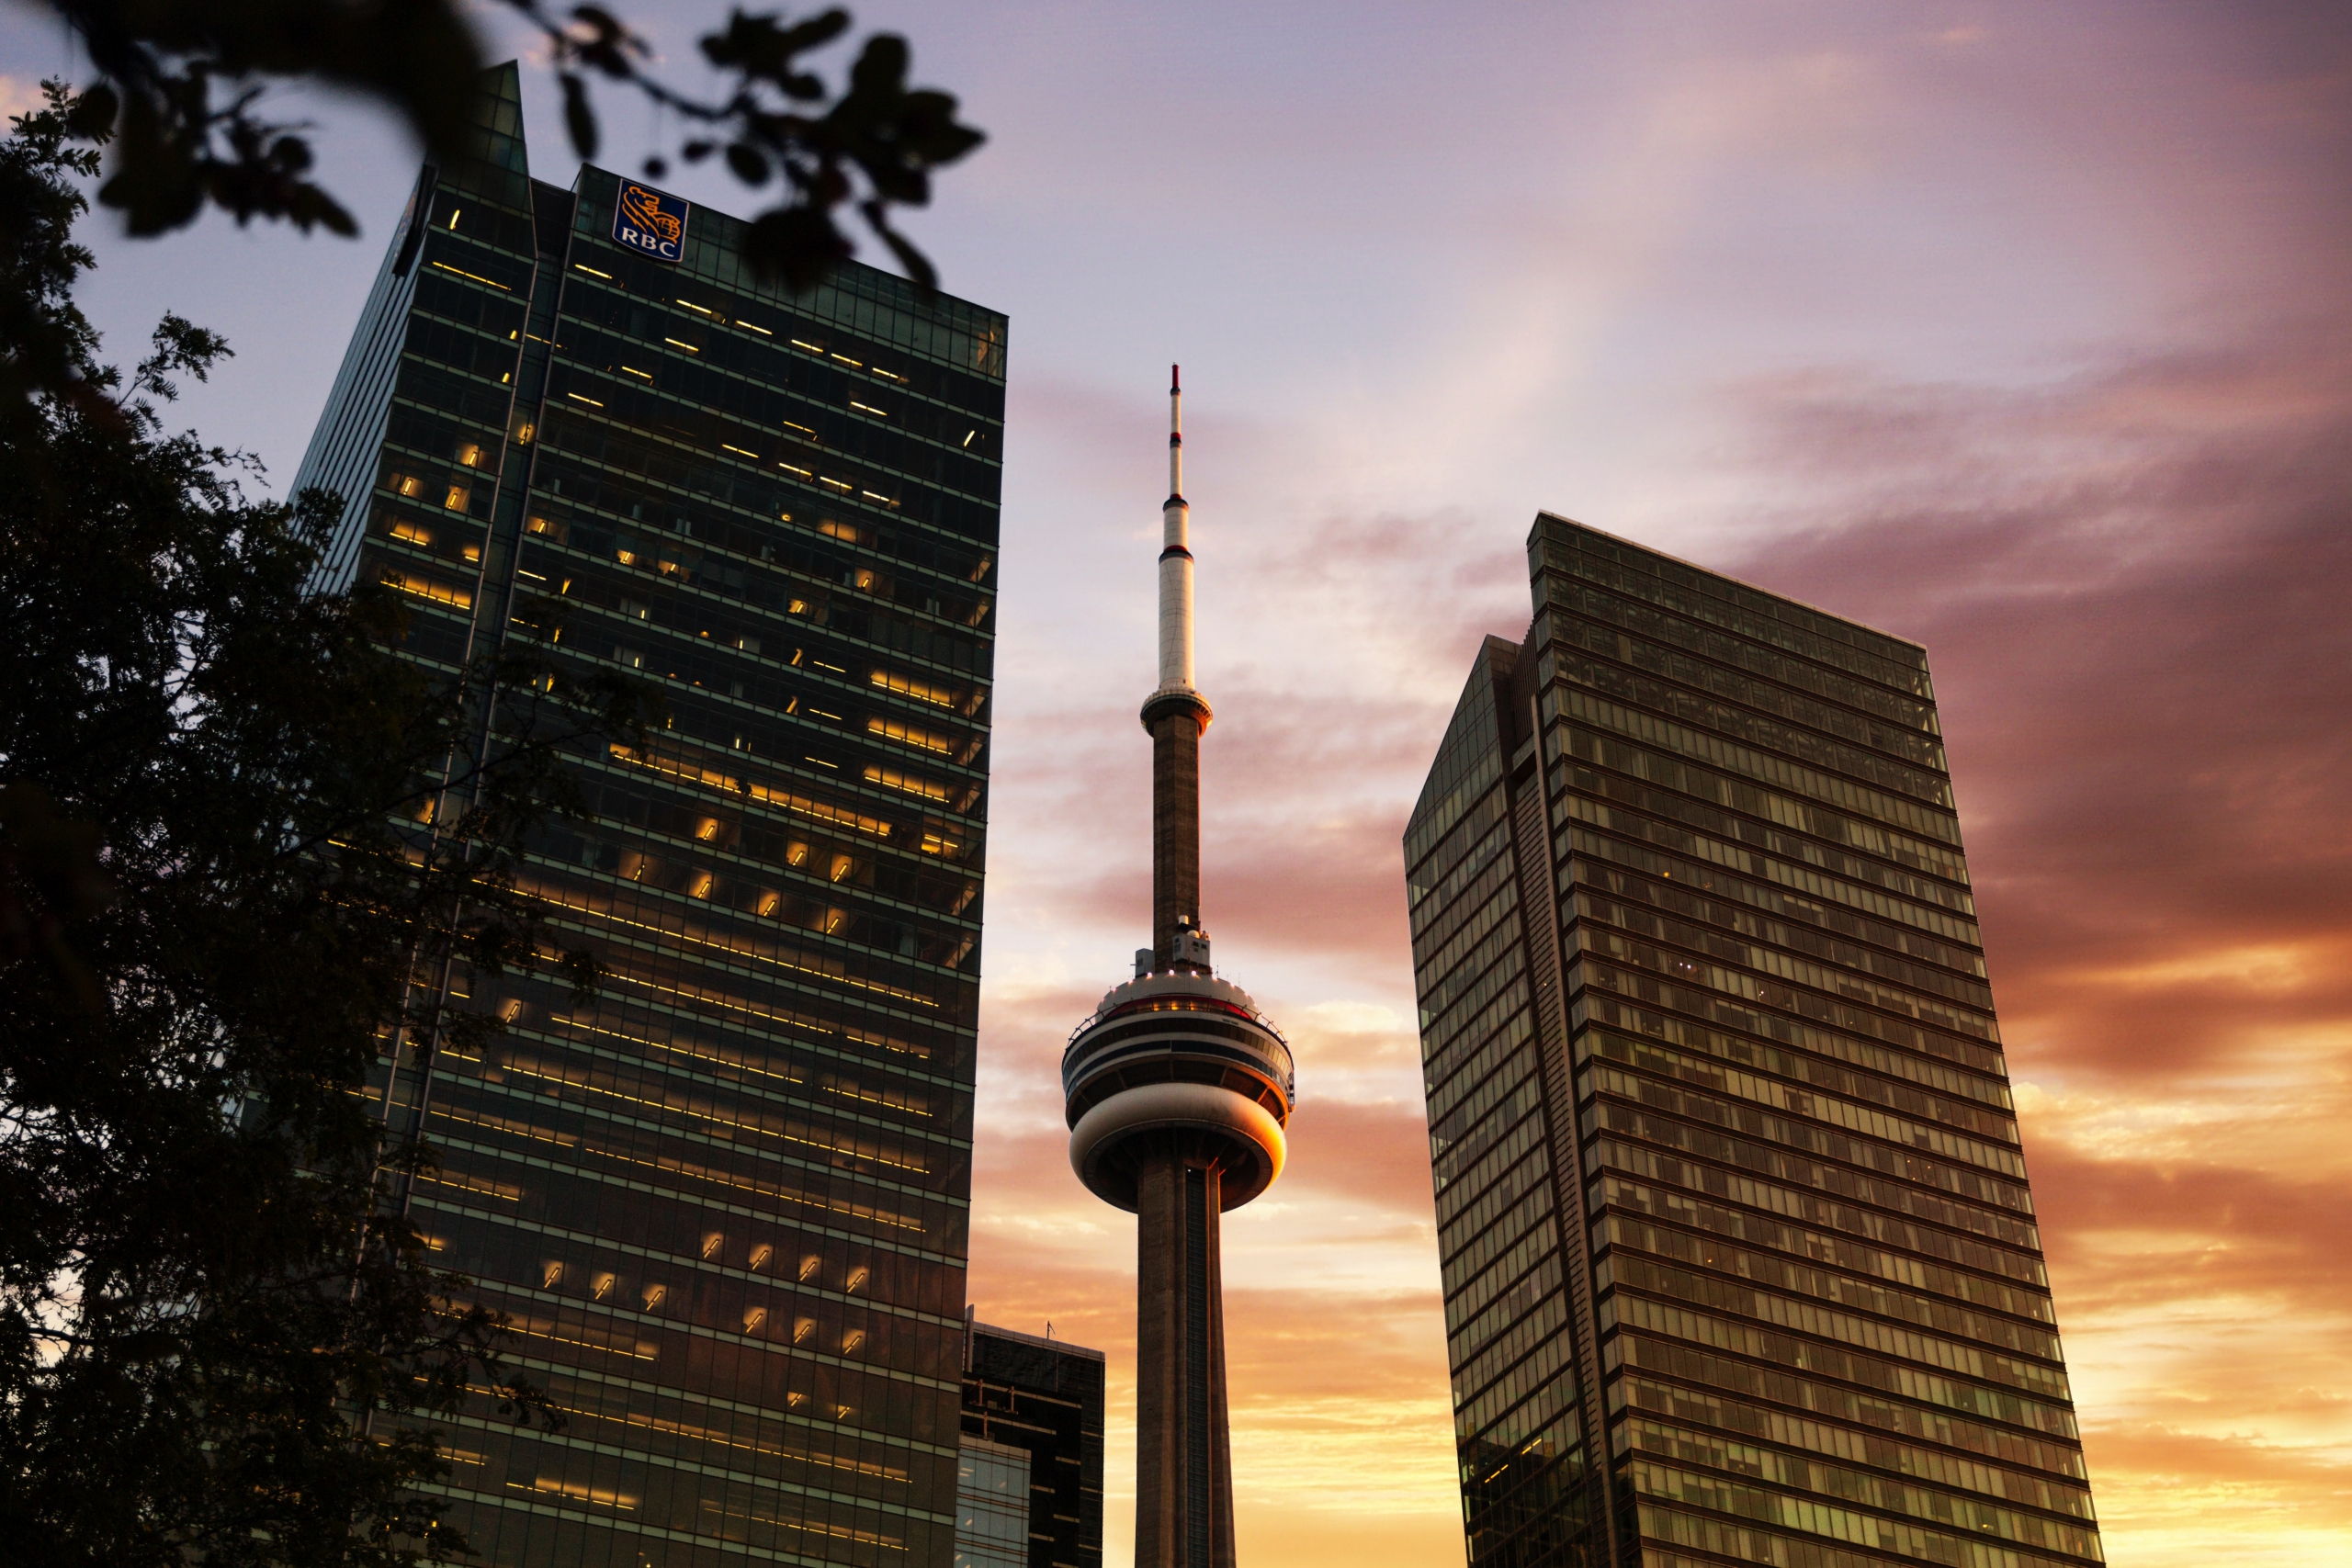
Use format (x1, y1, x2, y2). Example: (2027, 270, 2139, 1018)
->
(614, 182, 689, 263)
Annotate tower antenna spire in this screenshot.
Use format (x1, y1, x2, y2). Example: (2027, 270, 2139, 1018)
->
(1146, 363, 1209, 970)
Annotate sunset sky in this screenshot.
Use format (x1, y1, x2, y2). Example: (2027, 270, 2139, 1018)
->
(6, 3, 2346, 1563)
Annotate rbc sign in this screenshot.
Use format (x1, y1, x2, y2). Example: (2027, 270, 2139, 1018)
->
(614, 182, 689, 263)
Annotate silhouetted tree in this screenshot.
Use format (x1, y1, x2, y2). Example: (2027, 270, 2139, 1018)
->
(0, 86, 657, 1565)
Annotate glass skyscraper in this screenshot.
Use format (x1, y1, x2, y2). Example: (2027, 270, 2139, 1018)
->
(956, 1317, 1107, 1568)
(291, 66, 1003, 1566)
(1405, 515, 2102, 1568)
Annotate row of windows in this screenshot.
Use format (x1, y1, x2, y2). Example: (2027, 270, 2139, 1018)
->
(1442, 1156, 1553, 1298)
(1409, 820, 1514, 954)
(1570, 838, 1985, 1015)
(1586, 1058, 2032, 1217)
(1602, 1176, 2052, 1314)
(1409, 761, 1512, 899)
(432, 1066, 951, 1229)
(563, 189, 1007, 399)
(1615, 1335, 2086, 1483)
(489, 1001, 952, 1155)
(558, 300, 1002, 472)
(1551, 686, 1959, 847)
(1437, 1097, 1548, 1206)
(1436, 1143, 1553, 1269)
(1577, 944, 2002, 1087)
(1541, 585, 1941, 748)
(1612, 1301, 2075, 1439)
(506, 990, 960, 1130)
(1460, 1334, 1573, 1445)
(1626, 1419, 2100, 1559)
(549, 360, 985, 554)
(1450, 1210, 1561, 1330)
(1576, 839, 1984, 984)
(430, 1205, 959, 1383)
(538, 557, 983, 738)
(1610, 1268, 2068, 1405)
(1533, 528, 1929, 694)
(521, 899, 970, 1073)
(1552, 653, 1952, 806)
(582, 736, 978, 878)
(533, 425, 996, 594)
(530, 829, 975, 974)
(1581, 927, 1999, 1071)
(1578, 883, 1997, 1021)
(527, 506, 992, 646)
(464, 1030, 957, 1179)
(1605, 1222, 2059, 1362)
(1418, 878, 1525, 1010)
(1430, 1043, 1543, 1168)
(1423, 947, 1528, 1080)
(1556, 768, 1977, 932)
(1421, 909, 1527, 1037)
(1633, 1471, 2098, 1568)
(590, 933, 975, 1080)
(1405, 688, 1509, 876)
(413, 1065, 966, 1287)
(1590, 1089, 2031, 1235)
(515, 1361, 953, 1502)
(1453, 1269, 1570, 1405)
(544, 400, 999, 585)
(1579, 987, 2013, 1130)
(537, 433, 997, 668)
(1594, 1119, 2039, 1268)
(529, 864, 963, 1021)
(1428, 1001, 1535, 1130)
(430, 1423, 943, 1568)
(428, 1096, 966, 1258)
(1555, 730, 1970, 889)
(552, 773, 978, 919)
(470, 1278, 962, 1452)
(1583, 1035, 2022, 1178)
(555, 319, 998, 512)
(1618, 1376, 2092, 1520)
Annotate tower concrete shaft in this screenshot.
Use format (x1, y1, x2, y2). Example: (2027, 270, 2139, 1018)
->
(1068, 368, 1289, 1568)
(1149, 710, 1202, 969)
(1135, 1147, 1237, 1568)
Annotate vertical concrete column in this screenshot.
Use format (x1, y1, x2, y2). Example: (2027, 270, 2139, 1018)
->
(1135, 1148, 1182, 1567)
(1149, 710, 1203, 968)
(1132, 1145, 1238, 1568)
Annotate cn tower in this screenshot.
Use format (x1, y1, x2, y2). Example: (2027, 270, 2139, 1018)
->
(1062, 368, 1295, 1568)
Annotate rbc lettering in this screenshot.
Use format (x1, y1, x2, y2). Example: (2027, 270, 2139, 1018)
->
(613, 183, 689, 263)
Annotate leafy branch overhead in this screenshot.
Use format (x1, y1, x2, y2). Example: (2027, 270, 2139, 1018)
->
(40, 1, 984, 288)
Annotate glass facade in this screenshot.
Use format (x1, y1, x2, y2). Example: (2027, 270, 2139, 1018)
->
(1404, 516, 2101, 1568)
(289, 65, 1004, 1567)
(958, 1320, 1107, 1568)
(953, 1438, 1034, 1568)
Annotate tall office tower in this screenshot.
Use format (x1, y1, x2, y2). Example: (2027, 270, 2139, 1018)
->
(956, 1317, 1108, 1568)
(1406, 515, 2102, 1568)
(291, 65, 1004, 1567)
(1059, 371, 1295, 1568)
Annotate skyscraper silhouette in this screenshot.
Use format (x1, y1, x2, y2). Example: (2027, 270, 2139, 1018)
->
(1407, 514, 2103, 1568)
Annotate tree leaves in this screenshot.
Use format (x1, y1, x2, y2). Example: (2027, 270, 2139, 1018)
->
(516, 5, 985, 288)
(0, 105, 655, 1565)
(9, 5, 984, 434)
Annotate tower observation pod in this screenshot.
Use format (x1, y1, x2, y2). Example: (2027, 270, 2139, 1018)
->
(1062, 367, 1294, 1568)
